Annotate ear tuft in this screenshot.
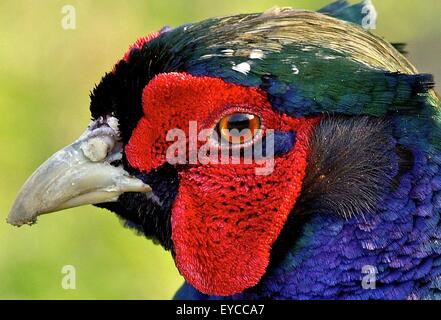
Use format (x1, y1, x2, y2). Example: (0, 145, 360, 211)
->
(391, 43, 408, 56)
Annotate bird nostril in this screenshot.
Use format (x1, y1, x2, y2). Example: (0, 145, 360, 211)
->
(80, 136, 114, 162)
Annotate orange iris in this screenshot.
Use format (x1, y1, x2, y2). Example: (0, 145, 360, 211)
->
(218, 113, 261, 144)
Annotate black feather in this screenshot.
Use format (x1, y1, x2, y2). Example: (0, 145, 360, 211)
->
(391, 43, 408, 56)
(95, 163, 179, 250)
(295, 116, 401, 219)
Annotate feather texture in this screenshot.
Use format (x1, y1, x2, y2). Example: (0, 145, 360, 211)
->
(89, 1, 441, 299)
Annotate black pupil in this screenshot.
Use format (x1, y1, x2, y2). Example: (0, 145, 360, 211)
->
(227, 114, 255, 134)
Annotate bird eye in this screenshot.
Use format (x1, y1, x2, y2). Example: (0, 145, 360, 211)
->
(216, 113, 261, 145)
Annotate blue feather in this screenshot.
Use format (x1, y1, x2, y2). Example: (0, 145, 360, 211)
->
(319, 0, 377, 29)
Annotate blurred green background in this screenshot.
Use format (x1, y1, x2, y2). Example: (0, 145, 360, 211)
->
(0, 0, 440, 299)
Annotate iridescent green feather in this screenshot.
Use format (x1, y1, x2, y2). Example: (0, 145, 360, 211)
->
(149, 2, 441, 151)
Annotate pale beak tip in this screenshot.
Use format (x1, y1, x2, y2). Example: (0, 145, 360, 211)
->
(7, 201, 38, 227)
(6, 216, 33, 227)
(7, 118, 153, 227)
(6, 218, 36, 227)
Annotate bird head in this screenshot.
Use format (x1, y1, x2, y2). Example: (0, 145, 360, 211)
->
(8, 1, 439, 297)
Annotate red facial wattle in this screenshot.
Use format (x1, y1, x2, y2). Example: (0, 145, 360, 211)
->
(125, 72, 319, 296)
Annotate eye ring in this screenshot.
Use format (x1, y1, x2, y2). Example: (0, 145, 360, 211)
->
(214, 112, 263, 147)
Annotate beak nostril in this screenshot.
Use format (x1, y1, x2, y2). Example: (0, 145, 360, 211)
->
(8, 119, 150, 227)
(80, 136, 114, 162)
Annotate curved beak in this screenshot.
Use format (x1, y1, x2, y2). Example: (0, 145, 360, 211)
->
(7, 117, 151, 227)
